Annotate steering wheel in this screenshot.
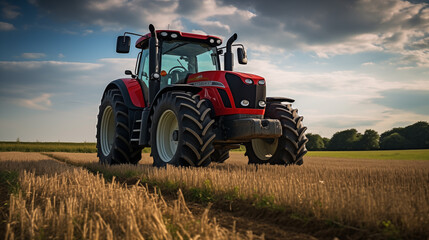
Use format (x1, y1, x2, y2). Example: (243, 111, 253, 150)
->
(168, 65, 187, 75)
(168, 66, 187, 84)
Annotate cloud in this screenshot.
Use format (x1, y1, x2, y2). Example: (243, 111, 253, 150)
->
(372, 89, 429, 115)
(236, 58, 429, 102)
(17, 93, 53, 110)
(0, 60, 102, 72)
(21, 53, 46, 59)
(0, 21, 15, 31)
(1, 2, 20, 19)
(0, 59, 130, 106)
(312, 116, 383, 129)
(234, 57, 429, 136)
(0, 58, 136, 141)
(30, 0, 181, 30)
(28, 0, 428, 64)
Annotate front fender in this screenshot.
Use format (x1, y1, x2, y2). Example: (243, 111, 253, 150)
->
(149, 84, 202, 113)
(139, 84, 203, 146)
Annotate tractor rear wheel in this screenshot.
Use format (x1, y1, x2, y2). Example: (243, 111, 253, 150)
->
(245, 102, 308, 165)
(151, 91, 215, 167)
(96, 88, 142, 165)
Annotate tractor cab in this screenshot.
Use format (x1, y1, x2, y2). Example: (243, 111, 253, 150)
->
(152, 39, 220, 88)
(116, 29, 248, 104)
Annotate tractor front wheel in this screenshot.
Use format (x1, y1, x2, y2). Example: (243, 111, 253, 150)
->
(96, 88, 142, 165)
(211, 149, 230, 163)
(245, 102, 308, 165)
(151, 91, 216, 167)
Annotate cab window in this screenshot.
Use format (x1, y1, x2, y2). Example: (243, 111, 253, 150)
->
(138, 49, 149, 88)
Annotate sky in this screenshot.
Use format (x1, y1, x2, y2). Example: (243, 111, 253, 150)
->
(0, 0, 428, 142)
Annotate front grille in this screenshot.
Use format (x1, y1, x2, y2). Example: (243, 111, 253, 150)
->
(225, 73, 266, 109)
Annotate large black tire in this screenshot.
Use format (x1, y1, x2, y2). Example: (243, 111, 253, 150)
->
(150, 91, 215, 167)
(96, 88, 142, 165)
(245, 102, 308, 165)
(211, 149, 230, 163)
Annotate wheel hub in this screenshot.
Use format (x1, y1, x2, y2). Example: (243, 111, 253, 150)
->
(251, 138, 278, 161)
(172, 130, 179, 141)
(100, 106, 115, 156)
(156, 110, 179, 162)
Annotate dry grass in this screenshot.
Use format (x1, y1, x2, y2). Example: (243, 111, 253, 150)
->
(46, 152, 429, 238)
(1, 153, 258, 240)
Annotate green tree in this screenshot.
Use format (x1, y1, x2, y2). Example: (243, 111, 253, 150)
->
(328, 129, 361, 150)
(306, 133, 325, 150)
(380, 133, 409, 150)
(322, 137, 330, 149)
(380, 121, 429, 149)
(402, 121, 429, 149)
(358, 129, 380, 150)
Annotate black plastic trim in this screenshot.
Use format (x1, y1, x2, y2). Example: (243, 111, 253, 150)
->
(218, 88, 232, 108)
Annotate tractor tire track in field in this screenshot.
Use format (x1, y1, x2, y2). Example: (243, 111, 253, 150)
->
(42, 152, 362, 240)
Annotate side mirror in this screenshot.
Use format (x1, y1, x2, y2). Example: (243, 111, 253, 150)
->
(125, 70, 136, 78)
(116, 36, 131, 53)
(237, 47, 247, 64)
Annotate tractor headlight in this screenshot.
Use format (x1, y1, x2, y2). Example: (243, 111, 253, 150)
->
(160, 32, 168, 37)
(258, 80, 265, 85)
(216, 39, 222, 44)
(171, 33, 178, 38)
(241, 100, 250, 107)
(209, 38, 215, 43)
(244, 78, 253, 85)
(258, 101, 266, 108)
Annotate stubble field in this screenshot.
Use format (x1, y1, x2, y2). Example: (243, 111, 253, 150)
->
(1, 150, 428, 239)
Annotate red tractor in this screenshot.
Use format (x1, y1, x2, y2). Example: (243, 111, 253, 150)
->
(96, 24, 307, 167)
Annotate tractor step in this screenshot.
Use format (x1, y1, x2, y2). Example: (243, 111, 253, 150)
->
(130, 110, 143, 144)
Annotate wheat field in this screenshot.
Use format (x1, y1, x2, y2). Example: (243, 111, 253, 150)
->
(0, 152, 258, 240)
(1, 151, 428, 239)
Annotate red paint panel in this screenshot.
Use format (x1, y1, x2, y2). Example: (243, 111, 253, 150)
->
(136, 30, 222, 48)
(121, 79, 145, 108)
(188, 71, 265, 117)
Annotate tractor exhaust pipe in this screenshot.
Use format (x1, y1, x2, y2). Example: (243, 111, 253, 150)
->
(148, 24, 160, 106)
(224, 33, 237, 71)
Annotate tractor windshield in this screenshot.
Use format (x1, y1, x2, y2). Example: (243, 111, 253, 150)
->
(160, 40, 219, 88)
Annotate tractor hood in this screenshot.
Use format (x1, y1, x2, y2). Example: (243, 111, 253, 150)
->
(187, 71, 266, 116)
(187, 71, 264, 85)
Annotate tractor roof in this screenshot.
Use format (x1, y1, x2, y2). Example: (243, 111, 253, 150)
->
(135, 30, 222, 49)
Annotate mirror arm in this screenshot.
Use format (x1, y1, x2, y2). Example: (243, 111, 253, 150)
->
(123, 32, 144, 41)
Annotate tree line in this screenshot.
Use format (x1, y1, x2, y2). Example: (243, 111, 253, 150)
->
(306, 121, 429, 151)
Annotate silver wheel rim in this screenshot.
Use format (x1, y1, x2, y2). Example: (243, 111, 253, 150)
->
(251, 138, 278, 161)
(100, 106, 115, 156)
(156, 110, 179, 162)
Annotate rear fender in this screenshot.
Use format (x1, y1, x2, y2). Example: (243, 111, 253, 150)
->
(104, 79, 145, 109)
